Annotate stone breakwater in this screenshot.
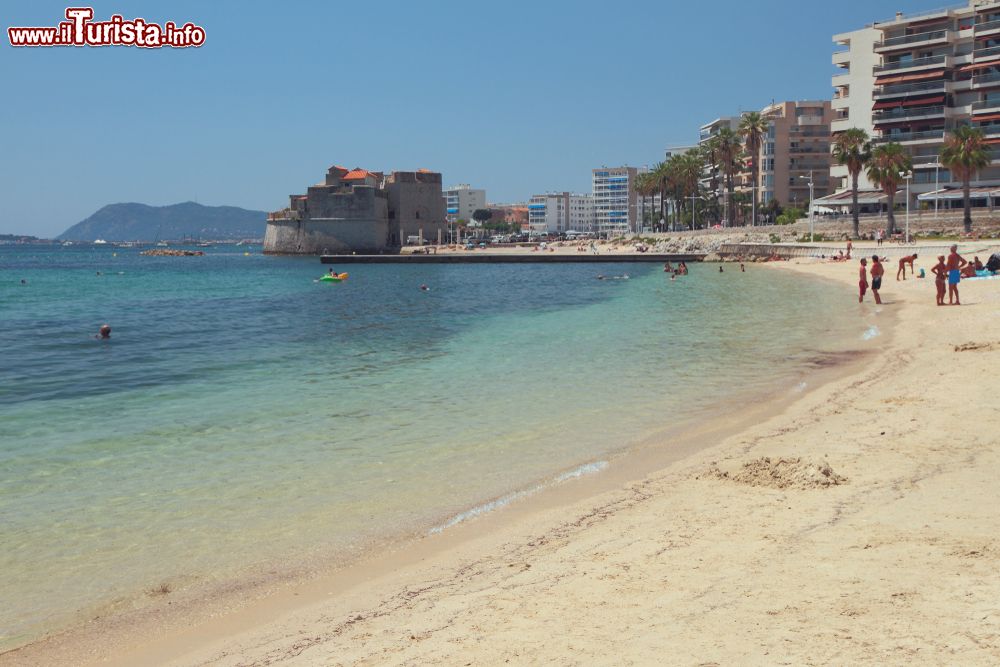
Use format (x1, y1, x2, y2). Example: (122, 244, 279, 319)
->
(139, 249, 205, 256)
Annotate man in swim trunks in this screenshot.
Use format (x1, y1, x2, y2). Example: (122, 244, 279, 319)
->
(946, 245, 967, 305)
(858, 258, 869, 303)
(870, 255, 884, 305)
(931, 255, 947, 306)
(896, 253, 917, 280)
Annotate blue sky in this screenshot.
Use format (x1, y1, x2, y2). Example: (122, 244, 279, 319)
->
(1, 0, 949, 236)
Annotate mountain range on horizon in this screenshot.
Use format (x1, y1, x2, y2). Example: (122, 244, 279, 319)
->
(57, 202, 267, 241)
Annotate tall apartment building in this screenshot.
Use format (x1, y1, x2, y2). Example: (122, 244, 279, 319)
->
(443, 184, 486, 223)
(528, 193, 594, 234)
(757, 100, 834, 208)
(698, 105, 832, 213)
(592, 166, 638, 236)
(831, 1, 1000, 200)
(698, 117, 741, 195)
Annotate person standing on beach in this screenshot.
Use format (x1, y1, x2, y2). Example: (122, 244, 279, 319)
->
(931, 255, 947, 306)
(870, 255, 884, 305)
(876, 229, 883, 246)
(896, 253, 917, 280)
(858, 258, 869, 303)
(946, 245, 967, 305)
(846, 240, 853, 259)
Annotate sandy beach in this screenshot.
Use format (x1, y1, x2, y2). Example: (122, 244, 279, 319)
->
(6, 248, 1000, 666)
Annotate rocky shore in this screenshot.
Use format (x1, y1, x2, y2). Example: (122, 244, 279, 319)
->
(139, 249, 205, 257)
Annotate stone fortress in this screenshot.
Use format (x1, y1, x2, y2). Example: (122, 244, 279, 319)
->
(263, 165, 447, 254)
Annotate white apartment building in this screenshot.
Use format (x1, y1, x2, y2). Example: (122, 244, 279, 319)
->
(528, 193, 594, 234)
(831, 0, 1000, 204)
(443, 184, 486, 223)
(592, 166, 638, 236)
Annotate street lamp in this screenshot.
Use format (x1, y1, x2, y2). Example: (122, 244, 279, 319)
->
(900, 170, 913, 244)
(799, 170, 815, 243)
(688, 193, 707, 229)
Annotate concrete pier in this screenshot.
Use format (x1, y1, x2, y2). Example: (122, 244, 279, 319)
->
(320, 253, 705, 264)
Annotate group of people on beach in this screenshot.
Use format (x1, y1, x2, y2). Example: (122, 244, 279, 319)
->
(859, 245, 973, 306)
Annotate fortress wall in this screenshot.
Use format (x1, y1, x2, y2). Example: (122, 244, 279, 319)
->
(263, 216, 391, 255)
(387, 173, 448, 243)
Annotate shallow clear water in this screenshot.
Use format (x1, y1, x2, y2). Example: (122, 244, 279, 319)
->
(0, 246, 872, 647)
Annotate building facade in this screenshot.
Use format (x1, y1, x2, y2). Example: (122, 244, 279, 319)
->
(592, 166, 638, 236)
(757, 100, 834, 208)
(527, 193, 594, 234)
(444, 184, 486, 223)
(831, 1, 1000, 203)
(264, 165, 446, 254)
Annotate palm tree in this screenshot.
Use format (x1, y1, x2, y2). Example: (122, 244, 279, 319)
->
(832, 128, 872, 239)
(739, 111, 769, 226)
(652, 161, 670, 229)
(634, 172, 656, 231)
(940, 125, 990, 233)
(715, 128, 742, 227)
(866, 142, 912, 236)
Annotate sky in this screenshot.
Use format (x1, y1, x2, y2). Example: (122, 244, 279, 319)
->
(0, 0, 952, 237)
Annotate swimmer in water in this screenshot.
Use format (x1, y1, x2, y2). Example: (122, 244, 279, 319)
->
(419, 284, 430, 291)
(96, 324, 111, 339)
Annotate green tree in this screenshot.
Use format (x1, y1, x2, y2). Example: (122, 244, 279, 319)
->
(714, 128, 742, 227)
(472, 209, 493, 225)
(652, 161, 670, 229)
(739, 111, 769, 226)
(634, 172, 657, 231)
(832, 128, 872, 239)
(866, 142, 912, 236)
(663, 151, 704, 229)
(940, 125, 990, 233)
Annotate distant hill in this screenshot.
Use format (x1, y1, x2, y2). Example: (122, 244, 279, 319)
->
(58, 202, 267, 241)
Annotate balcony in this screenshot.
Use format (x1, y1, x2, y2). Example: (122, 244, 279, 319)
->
(874, 55, 948, 74)
(975, 19, 1000, 35)
(972, 98, 1000, 113)
(972, 70, 1000, 87)
(873, 105, 946, 123)
(974, 44, 1000, 60)
(873, 79, 947, 99)
(874, 29, 949, 52)
(874, 129, 946, 144)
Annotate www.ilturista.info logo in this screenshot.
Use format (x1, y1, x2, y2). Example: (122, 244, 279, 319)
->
(8, 7, 205, 48)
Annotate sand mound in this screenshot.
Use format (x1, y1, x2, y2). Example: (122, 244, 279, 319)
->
(711, 457, 847, 490)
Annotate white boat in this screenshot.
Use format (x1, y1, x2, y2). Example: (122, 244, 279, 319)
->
(156, 241, 168, 247)
(94, 239, 107, 245)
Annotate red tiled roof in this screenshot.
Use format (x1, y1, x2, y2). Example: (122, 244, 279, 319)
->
(343, 168, 374, 181)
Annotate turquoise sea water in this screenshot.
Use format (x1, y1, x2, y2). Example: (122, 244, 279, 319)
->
(0, 246, 871, 647)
